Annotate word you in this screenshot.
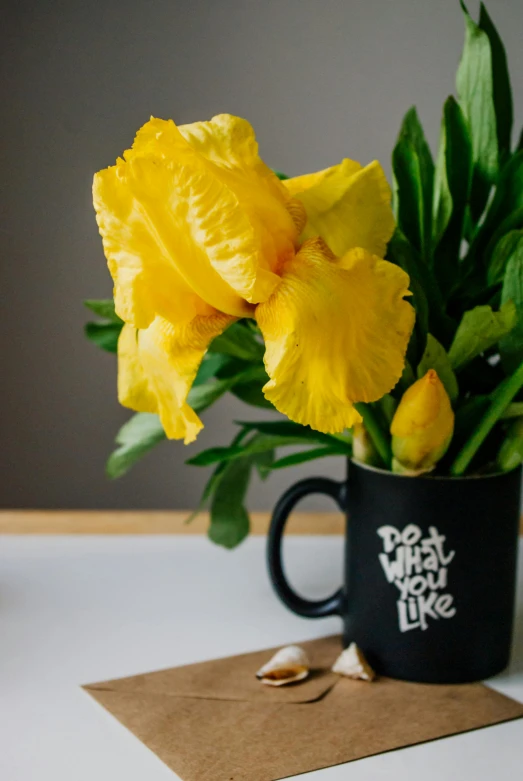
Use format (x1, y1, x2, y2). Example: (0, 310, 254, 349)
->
(377, 524, 456, 632)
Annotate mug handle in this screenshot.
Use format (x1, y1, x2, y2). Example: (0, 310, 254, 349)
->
(267, 477, 346, 618)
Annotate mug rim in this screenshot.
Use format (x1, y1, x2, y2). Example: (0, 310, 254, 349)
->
(349, 458, 522, 482)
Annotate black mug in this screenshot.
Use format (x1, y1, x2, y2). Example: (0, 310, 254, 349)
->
(267, 459, 521, 683)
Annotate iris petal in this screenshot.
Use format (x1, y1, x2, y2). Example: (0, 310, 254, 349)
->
(119, 312, 234, 444)
(127, 114, 297, 296)
(117, 323, 158, 413)
(255, 238, 414, 434)
(284, 159, 395, 258)
(180, 114, 300, 280)
(94, 154, 264, 319)
(94, 164, 207, 329)
(284, 159, 362, 196)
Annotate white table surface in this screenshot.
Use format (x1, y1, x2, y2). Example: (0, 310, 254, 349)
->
(1, 535, 522, 780)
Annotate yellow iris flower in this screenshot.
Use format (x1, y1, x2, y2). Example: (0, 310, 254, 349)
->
(93, 114, 414, 443)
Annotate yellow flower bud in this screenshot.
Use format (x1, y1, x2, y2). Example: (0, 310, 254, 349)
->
(390, 369, 454, 474)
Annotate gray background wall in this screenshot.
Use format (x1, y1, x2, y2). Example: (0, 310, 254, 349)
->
(1, 0, 522, 510)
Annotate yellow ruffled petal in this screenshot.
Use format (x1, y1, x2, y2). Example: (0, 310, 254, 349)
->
(255, 238, 414, 434)
(285, 197, 308, 236)
(94, 153, 263, 321)
(284, 159, 395, 258)
(137, 312, 234, 443)
(284, 159, 362, 197)
(117, 310, 234, 444)
(117, 323, 158, 413)
(180, 114, 271, 179)
(179, 114, 290, 214)
(123, 116, 188, 161)
(94, 162, 220, 329)
(179, 114, 300, 281)
(123, 114, 297, 301)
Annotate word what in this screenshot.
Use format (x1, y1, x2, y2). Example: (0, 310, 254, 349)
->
(377, 524, 457, 632)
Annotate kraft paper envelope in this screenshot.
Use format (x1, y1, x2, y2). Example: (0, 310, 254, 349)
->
(84, 635, 523, 781)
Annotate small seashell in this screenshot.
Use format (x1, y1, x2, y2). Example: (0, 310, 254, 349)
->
(256, 645, 310, 686)
(332, 642, 376, 681)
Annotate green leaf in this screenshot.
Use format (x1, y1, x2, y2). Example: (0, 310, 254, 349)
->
(236, 419, 349, 448)
(208, 457, 252, 549)
(270, 446, 346, 470)
(354, 403, 391, 468)
(213, 356, 260, 379)
(84, 299, 124, 353)
(84, 321, 123, 353)
(387, 236, 428, 366)
(468, 150, 523, 269)
(253, 449, 274, 479)
(273, 170, 289, 181)
(192, 353, 233, 386)
(392, 108, 434, 260)
(84, 299, 122, 323)
(186, 428, 250, 524)
(448, 301, 516, 371)
(417, 334, 459, 402)
(387, 229, 454, 347)
(377, 394, 398, 426)
(456, 1, 498, 220)
(187, 379, 232, 413)
(185, 461, 228, 525)
(200, 426, 276, 546)
(432, 97, 473, 274)
(500, 249, 523, 371)
(186, 434, 314, 467)
(231, 381, 274, 409)
(432, 109, 453, 247)
(187, 366, 267, 414)
(208, 322, 264, 362)
(451, 357, 523, 475)
(487, 230, 523, 286)
(396, 359, 416, 396)
(483, 207, 523, 265)
(497, 418, 523, 471)
(452, 394, 490, 446)
(479, 3, 513, 156)
(487, 152, 523, 221)
(407, 275, 429, 363)
(106, 413, 166, 479)
(501, 402, 523, 419)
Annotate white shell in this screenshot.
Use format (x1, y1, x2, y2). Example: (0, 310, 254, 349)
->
(256, 645, 310, 686)
(331, 643, 376, 681)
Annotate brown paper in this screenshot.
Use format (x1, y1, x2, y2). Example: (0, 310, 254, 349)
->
(84, 636, 523, 781)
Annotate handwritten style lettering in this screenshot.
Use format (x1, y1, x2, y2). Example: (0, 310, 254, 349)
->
(377, 524, 456, 632)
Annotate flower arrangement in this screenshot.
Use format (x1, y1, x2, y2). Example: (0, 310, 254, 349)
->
(86, 2, 523, 547)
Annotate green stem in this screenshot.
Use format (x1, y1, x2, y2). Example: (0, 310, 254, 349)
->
(354, 403, 392, 469)
(450, 358, 523, 475)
